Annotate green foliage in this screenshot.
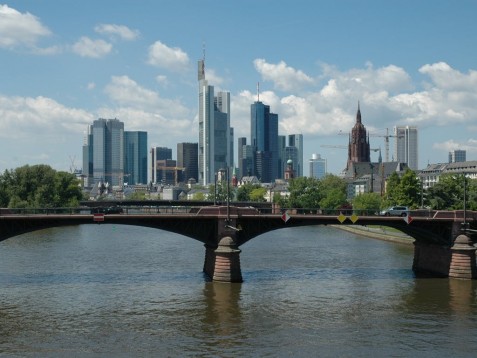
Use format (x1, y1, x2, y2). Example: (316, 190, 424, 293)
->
(282, 174, 349, 210)
(236, 183, 265, 202)
(127, 191, 146, 200)
(426, 174, 477, 210)
(352, 192, 382, 215)
(192, 191, 206, 201)
(207, 181, 234, 202)
(0, 165, 82, 208)
(383, 169, 421, 209)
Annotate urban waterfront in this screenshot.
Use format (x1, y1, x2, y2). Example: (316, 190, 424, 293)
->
(0, 224, 476, 357)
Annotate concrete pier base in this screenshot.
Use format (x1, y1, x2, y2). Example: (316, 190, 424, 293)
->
(449, 234, 476, 280)
(203, 237, 242, 283)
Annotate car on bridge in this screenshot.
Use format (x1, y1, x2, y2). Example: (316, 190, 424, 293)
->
(380, 206, 409, 217)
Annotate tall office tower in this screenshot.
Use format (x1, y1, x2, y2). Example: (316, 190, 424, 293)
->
(237, 137, 247, 178)
(449, 149, 466, 163)
(241, 144, 255, 177)
(347, 104, 370, 169)
(177, 142, 199, 183)
(251, 101, 279, 182)
(82, 125, 93, 187)
(198, 59, 233, 185)
(283, 146, 299, 178)
(277, 135, 286, 179)
(394, 125, 418, 170)
(309, 153, 327, 179)
(90, 118, 124, 187)
(288, 134, 304, 177)
(150, 146, 172, 184)
(124, 131, 147, 185)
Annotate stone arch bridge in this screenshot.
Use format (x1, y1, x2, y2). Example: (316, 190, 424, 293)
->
(0, 206, 475, 282)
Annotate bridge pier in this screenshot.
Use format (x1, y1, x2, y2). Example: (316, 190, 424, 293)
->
(449, 234, 476, 279)
(412, 242, 451, 277)
(203, 237, 243, 283)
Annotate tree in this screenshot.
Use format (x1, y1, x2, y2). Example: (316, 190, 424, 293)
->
(0, 165, 82, 208)
(352, 192, 382, 215)
(249, 187, 267, 202)
(383, 169, 420, 209)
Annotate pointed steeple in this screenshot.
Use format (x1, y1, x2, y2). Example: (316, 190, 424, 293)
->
(356, 101, 362, 124)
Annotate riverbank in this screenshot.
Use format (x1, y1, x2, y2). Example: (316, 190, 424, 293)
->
(332, 225, 414, 245)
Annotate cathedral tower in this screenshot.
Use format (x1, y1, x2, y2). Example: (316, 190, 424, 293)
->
(347, 103, 370, 168)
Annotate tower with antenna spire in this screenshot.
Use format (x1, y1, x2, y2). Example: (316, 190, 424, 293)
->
(197, 51, 233, 185)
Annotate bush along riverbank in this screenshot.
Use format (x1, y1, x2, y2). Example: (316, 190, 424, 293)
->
(332, 225, 414, 245)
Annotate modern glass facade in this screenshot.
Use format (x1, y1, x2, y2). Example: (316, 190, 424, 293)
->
(124, 131, 147, 185)
(91, 118, 124, 187)
(250, 101, 279, 182)
(288, 134, 304, 177)
(309, 153, 327, 179)
(150, 147, 172, 184)
(394, 126, 418, 170)
(198, 59, 233, 185)
(177, 142, 198, 182)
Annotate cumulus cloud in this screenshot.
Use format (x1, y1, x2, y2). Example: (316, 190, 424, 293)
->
(72, 37, 112, 58)
(147, 40, 189, 71)
(0, 4, 52, 49)
(433, 139, 477, 155)
(0, 95, 94, 138)
(102, 75, 194, 137)
(94, 24, 140, 41)
(253, 59, 314, 91)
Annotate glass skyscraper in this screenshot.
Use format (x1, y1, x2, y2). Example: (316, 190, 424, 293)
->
(90, 118, 124, 187)
(124, 131, 147, 185)
(198, 59, 233, 185)
(309, 153, 326, 179)
(394, 126, 418, 170)
(177, 142, 198, 182)
(250, 101, 279, 182)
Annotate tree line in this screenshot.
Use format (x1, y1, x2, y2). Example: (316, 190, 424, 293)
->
(0, 165, 83, 208)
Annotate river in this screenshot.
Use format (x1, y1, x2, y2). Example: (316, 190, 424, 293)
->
(0, 224, 476, 357)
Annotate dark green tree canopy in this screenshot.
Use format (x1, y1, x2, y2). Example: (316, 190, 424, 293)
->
(0, 165, 82, 208)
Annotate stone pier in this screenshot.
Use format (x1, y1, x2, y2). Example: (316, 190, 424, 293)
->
(449, 233, 476, 279)
(412, 241, 451, 277)
(203, 237, 243, 283)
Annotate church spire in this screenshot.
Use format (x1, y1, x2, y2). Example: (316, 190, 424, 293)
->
(356, 101, 362, 124)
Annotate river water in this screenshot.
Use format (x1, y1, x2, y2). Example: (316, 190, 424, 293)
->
(0, 224, 476, 357)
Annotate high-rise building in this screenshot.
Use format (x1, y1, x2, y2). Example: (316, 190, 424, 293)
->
(198, 59, 233, 185)
(177, 142, 198, 183)
(282, 146, 299, 178)
(309, 153, 326, 179)
(124, 131, 147, 185)
(277, 135, 286, 179)
(237, 137, 247, 178)
(347, 104, 370, 169)
(394, 125, 418, 170)
(288, 134, 304, 177)
(89, 118, 124, 187)
(150, 146, 172, 184)
(251, 101, 279, 182)
(82, 126, 93, 187)
(449, 149, 466, 163)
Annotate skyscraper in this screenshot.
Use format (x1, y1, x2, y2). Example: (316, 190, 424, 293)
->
(309, 153, 326, 179)
(91, 118, 124, 187)
(82, 126, 93, 187)
(251, 101, 279, 182)
(150, 146, 172, 184)
(177, 142, 198, 183)
(394, 126, 418, 170)
(124, 131, 147, 185)
(449, 149, 466, 163)
(198, 59, 233, 185)
(288, 134, 304, 177)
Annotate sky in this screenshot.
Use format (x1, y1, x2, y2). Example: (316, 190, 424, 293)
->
(1, 0, 477, 176)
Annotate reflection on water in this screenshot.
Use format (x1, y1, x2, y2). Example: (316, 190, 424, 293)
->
(0, 224, 476, 356)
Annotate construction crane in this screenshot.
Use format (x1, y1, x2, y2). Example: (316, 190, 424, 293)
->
(369, 128, 403, 163)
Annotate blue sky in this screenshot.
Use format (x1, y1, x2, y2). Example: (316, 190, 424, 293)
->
(1, 0, 477, 176)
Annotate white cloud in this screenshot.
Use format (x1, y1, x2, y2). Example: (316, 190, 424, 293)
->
(102, 75, 194, 138)
(72, 37, 112, 58)
(147, 41, 189, 71)
(433, 139, 477, 155)
(253, 59, 314, 91)
(94, 24, 140, 41)
(0, 4, 51, 49)
(0, 95, 94, 138)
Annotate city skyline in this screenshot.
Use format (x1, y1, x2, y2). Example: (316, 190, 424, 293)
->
(1, 1, 477, 175)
